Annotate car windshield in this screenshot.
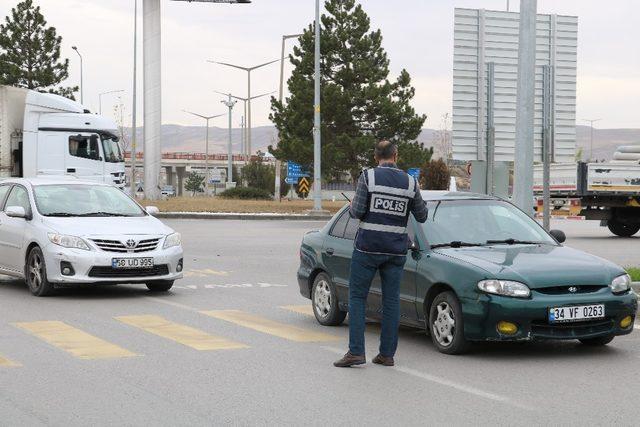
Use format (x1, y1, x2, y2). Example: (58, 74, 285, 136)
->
(34, 184, 146, 217)
(422, 199, 556, 247)
(101, 134, 124, 163)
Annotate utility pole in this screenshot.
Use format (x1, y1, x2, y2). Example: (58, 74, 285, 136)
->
(221, 94, 237, 187)
(183, 110, 225, 194)
(274, 33, 304, 201)
(582, 119, 601, 161)
(131, 0, 138, 197)
(71, 46, 83, 104)
(310, 0, 324, 212)
(513, 0, 537, 216)
(99, 89, 124, 115)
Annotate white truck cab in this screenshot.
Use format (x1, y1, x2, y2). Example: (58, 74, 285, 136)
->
(0, 85, 125, 187)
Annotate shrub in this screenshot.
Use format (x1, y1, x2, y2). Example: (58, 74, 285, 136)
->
(219, 187, 273, 200)
(422, 158, 451, 190)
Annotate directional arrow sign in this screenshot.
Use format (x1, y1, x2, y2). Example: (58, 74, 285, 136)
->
(297, 177, 311, 197)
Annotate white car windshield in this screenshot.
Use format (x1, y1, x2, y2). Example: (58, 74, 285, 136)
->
(34, 184, 146, 217)
(422, 199, 556, 247)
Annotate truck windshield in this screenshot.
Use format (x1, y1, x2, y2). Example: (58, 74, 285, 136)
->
(102, 134, 124, 163)
(34, 184, 145, 217)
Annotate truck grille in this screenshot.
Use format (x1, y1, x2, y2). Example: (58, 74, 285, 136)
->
(91, 238, 160, 253)
(111, 172, 125, 189)
(88, 264, 169, 278)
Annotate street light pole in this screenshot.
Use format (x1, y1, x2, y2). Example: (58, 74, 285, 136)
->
(275, 33, 303, 201)
(99, 89, 125, 115)
(71, 46, 83, 104)
(208, 58, 280, 157)
(221, 95, 238, 186)
(131, 0, 138, 197)
(183, 110, 225, 194)
(312, 0, 323, 212)
(582, 118, 601, 161)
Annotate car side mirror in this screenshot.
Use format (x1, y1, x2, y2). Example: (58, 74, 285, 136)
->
(408, 240, 420, 252)
(549, 229, 566, 243)
(5, 206, 27, 219)
(146, 206, 160, 216)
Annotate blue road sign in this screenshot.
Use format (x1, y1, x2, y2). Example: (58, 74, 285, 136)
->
(408, 168, 421, 180)
(287, 161, 310, 179)
(285, 177, 298, 185)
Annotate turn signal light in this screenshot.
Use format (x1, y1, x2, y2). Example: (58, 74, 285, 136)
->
(497, 321, 518, 335)
(620, 316, 633, 329)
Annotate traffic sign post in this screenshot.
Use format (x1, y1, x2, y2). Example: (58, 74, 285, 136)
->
(297, 177, 311, 198)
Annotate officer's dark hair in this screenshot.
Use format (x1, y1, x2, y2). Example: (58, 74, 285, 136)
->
(374, 140, 398, 161)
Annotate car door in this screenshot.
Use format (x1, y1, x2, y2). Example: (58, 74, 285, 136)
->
(0, 185, 32, 272)
(321, 209, 354, 308)
(66, 133, 105, 179)
(0, 184, 14, 272)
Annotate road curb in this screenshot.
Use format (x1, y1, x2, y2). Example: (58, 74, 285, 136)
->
(632, 282, 640, 295)
(155, 212, 333, 221)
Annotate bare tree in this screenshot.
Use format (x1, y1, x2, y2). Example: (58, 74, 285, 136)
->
(433, 113, 452, 160)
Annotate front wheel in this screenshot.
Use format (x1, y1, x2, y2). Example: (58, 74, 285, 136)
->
(26, 247, 55, 297)
(428, 291, 470, 354)
(579, 335, 614, 346)
(607, 220, 640, 237)
(311, 272, 346, 326)
(146, 280, 174, 292)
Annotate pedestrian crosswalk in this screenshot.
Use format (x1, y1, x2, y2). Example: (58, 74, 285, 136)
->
(1, 305, 335, 367)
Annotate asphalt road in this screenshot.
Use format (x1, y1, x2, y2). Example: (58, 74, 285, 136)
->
(1, 218, 639, 426)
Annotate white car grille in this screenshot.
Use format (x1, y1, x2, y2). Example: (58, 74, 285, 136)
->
(91, 238, 161, 253)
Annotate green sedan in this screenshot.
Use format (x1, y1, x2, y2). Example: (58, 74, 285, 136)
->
(297, 192, 637, 354)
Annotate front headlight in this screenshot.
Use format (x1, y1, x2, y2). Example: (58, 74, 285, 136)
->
(610, 274, 631, 294)
(478, 279, 531, 298)
(47, 233, 91, 251)
(163, 232, 181, 249)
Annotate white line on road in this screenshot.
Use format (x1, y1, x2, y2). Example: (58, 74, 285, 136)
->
(322, 346, 533, 411)
(146, 297, 199, 312)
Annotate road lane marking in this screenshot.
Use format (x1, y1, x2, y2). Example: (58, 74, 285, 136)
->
(0, 354, 20, 367)
(280, 305, 314, 316)
(116, 315, 248, 351)
(201, 310, 338, 342)
(322, 346, 532, 411)
(184, 269, 229, 278)
(13, 321, 137, 360)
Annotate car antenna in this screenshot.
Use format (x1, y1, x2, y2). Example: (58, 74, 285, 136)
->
(341, 192, 351, 202)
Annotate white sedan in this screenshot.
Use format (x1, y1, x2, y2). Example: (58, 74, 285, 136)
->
(0, 178, 183, 296)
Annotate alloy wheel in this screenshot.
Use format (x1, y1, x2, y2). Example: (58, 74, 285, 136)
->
(29, 252, 44, 291)
(314, 279, 332, 318)
(432, 302, 456, 347)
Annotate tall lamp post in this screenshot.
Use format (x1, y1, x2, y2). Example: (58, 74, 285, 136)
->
(71, 46, 83, 104)
(311, 0, 323, 212)
(582, 118, 601, 161)
(208, 58, 280, 158)
(99, 89, 125, 115)
(221, 94, 238, 187)
(183, 110, 225, 194)
(274, 33, 303, 201)
(131, 0, 138, 197)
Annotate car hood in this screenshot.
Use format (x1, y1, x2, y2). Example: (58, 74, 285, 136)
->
(434, 244, 624, 288)
(41, 215, 173, 237)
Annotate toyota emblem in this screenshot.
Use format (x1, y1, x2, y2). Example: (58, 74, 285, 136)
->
(125, 239, 137, 249)
(568, 286, 578, 293)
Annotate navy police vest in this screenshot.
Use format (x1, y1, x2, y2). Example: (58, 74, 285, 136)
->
(355, 166, 417, 255)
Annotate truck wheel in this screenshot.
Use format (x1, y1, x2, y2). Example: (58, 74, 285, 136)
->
(311, 272, 346, 326)
(607, 220, 640, 237)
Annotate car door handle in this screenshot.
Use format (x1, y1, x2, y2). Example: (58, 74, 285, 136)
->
(325, 248, 335, 256)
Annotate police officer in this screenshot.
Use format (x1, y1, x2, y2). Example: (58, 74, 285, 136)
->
(334, 140, 428, 368)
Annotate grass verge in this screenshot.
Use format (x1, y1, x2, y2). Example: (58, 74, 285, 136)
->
(139, 197, 346, 215)
(625, 267, 640, 282)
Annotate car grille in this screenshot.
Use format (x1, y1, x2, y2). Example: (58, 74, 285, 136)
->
(530, 318, 614, 339)
(535, 285, 606, 295)
(88, 265, 169, 278)
(91, 238, 160, 253)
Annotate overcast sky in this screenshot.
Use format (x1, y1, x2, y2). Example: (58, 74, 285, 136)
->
(1, 0, 638, 129)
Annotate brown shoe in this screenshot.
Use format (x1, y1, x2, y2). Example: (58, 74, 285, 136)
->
(372, 354, 394, 366)
(333, 352, 366, 368)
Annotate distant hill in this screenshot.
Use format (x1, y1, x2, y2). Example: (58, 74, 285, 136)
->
(122, 124, 640, 161)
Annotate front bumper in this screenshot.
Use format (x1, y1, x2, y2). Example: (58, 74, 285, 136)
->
(42, 243, 184, 285)
(462, 288, 637, 341)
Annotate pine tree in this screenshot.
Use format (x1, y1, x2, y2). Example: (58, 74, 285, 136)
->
(0, 0, 77, 98)
(270, 0, 427, 181)
(185, 172, 204, 196)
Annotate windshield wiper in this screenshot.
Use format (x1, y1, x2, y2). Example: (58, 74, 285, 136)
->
(45, 212, 77, 217)
(431, 241, 485, 249)
(77, 212, 129, 217)
(486, 238, 547, 245)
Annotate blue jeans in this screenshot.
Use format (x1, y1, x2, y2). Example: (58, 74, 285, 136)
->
(348, 249, 407, 357)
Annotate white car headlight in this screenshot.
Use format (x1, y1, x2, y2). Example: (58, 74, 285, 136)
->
(478, 279, 531, 298)
(610, 274, 631, 294)
(163, 232, 181, 249)
(48, 233, 91, 251)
